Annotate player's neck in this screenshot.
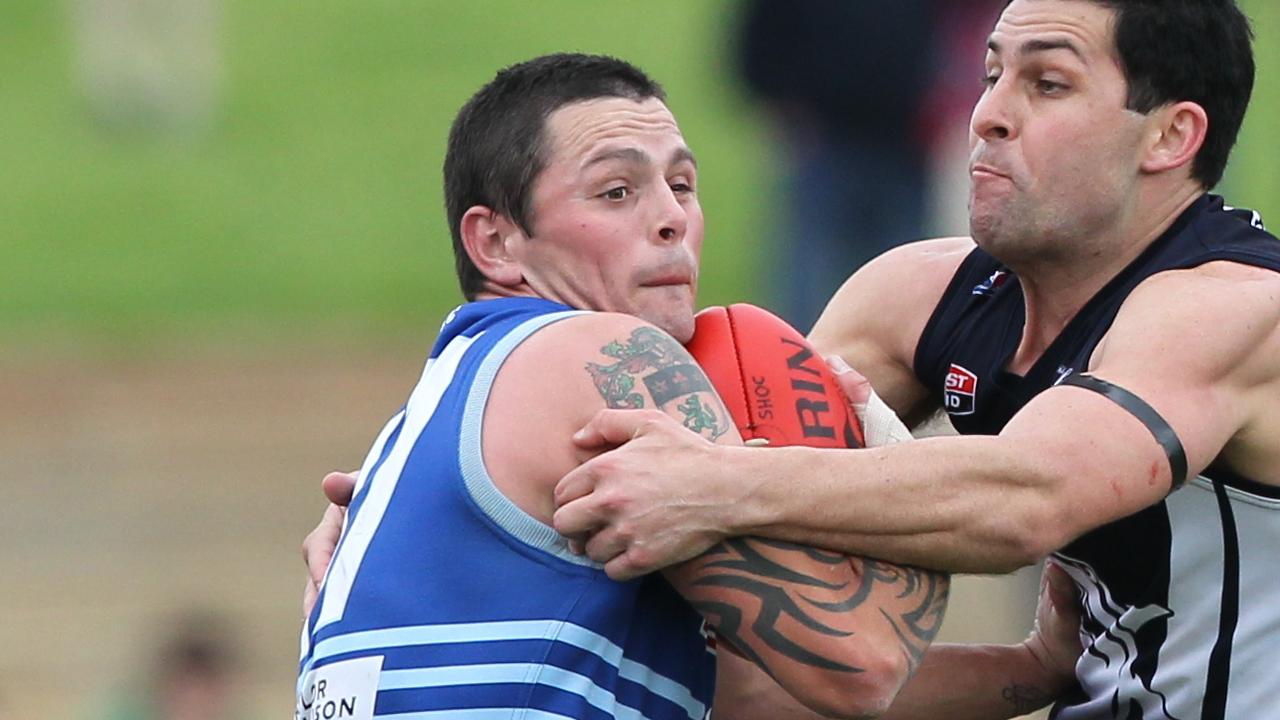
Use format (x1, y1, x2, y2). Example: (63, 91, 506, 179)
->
(1009, 183, 1203, 375)
(475, 282, 540, 302)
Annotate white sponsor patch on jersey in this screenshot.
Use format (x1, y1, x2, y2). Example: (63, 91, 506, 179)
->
(296, 655, 383, 720)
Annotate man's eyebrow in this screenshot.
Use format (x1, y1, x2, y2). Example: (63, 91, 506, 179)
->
(583, 147, 649, 169)
(582, 146, 698, 170)
(987, 37, 1086, 62)
(671, 146, 697, 169)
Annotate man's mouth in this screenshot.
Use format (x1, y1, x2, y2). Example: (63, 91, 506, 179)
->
(970, 163, 1011, 180)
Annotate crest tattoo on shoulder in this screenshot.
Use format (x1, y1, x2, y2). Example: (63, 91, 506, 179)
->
(585, 326, 726, 439)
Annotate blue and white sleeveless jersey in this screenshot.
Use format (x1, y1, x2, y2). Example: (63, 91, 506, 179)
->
(297, 296, 716, 720)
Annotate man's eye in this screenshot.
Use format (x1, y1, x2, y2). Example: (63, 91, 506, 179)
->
(981, 72, 1000, 87)
(1036, 79, 1068, 95)
(602, 187, 630, 201)
(670, 182, 694, 194)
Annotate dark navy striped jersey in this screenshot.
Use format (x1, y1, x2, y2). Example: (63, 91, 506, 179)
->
(297, 297, 716, 720)
(914, 194, 1280, 719)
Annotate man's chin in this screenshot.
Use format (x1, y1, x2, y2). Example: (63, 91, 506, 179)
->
(637, 304, 696, 344)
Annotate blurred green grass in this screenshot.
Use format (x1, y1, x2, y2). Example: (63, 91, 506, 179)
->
(1230, 0, 1280, 222)
(2, 1, 1275, 354)
(0, 0, 770, 351)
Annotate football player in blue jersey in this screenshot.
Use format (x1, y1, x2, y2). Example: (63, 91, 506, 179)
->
(300, 53, 1082, 719)
(551, 1, 1280, 718)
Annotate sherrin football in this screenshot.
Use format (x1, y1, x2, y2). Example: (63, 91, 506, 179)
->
(685, 304, 865, 449)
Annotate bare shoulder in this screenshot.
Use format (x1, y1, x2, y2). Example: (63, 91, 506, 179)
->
(1096, 261, 1280, 380)
(484, 312, 736, 521)
(809, 237, 974, 419)
(811, 237, 973, 351)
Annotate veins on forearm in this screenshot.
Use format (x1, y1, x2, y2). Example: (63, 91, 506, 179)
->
(686, 539, 949, 679)
(585, 326, 727, 439)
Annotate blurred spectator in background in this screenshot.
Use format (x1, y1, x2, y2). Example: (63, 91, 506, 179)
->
(93, 612, 242, 720)
(71, 0, 224, 136)
(735, 0, 1002, 330)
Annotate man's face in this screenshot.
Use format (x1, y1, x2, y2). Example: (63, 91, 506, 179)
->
(968, 0, 1150, 261)
(511, 97, 703, 342)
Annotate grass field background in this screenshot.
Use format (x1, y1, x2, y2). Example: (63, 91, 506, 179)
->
(1, 1, 1275, 718)
(1, 0, 769, 356)
(3, 0, 1275, 355)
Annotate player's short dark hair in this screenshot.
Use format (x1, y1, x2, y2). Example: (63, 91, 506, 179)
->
(1003, 0, 1254, 189)
(444, 54, 666, 300)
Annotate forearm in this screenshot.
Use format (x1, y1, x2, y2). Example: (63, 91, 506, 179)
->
(661, 539, 949, 719)
(880, 642, 1072, 720)
(726, 435, 1069, 573)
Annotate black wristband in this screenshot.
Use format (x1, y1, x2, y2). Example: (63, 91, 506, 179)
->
(1058, 373, 1189, 490)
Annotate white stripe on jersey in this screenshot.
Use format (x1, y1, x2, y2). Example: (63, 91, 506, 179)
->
(1146, 476, 1225, 719)
(1057, 475, 1280, 719)
(381, 664, 650, 720)
(378, 710, 577, 720)
(303, 620, 706, 720)
(1157, 476, 1280, 719)
(300, 408, 406, 662)
(315, 333, 479, 631)
(1199, 478, 1280, 718)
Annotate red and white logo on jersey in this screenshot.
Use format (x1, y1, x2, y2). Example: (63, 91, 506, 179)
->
(699, 619, 719, 654)
(944, 364, 978, 416)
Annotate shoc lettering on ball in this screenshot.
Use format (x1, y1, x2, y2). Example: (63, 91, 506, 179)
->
(752, 375, 774, 420)
(684, 303, 864, 448)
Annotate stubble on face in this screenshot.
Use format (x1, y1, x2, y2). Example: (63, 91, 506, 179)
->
(520, 98, 704, 342)
(967, 0, 1147, 267)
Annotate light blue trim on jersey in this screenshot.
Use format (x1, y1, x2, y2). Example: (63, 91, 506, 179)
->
(380, 664, 647, 720)
(379, 711, 578, 720)
(306, 620, 706, 720)
(457, 309, 603, 567)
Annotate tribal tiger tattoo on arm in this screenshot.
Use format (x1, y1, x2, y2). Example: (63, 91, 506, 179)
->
(685, 538, 948, 679)
(585, 326, 728, 439)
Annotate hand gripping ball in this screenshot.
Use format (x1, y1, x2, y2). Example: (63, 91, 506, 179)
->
(685, 304, 865, 449)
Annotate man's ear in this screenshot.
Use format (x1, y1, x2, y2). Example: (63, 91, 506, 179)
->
(1140, 101, 1208, 176)
(459, 205, 525, 288)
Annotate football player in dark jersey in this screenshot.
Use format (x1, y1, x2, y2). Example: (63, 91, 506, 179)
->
(553, 1, 1280, 718)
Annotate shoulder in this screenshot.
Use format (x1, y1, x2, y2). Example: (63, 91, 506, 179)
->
(812, 237, 975, 341)
(500, 311, 692, 383)
(839, 236, 976, 296)
(485, 310, 745, 519)
(808, 237, 974, 418)
(1097, 261, 1280, 381)
(493, 310, 679, 409)
(482, 311, 696, 522)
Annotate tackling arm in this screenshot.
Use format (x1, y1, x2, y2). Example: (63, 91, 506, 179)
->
(554, 260, 1280, 576)
(724, 262, 1280, 571)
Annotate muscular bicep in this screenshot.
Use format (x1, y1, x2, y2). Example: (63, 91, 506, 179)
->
(1080, 265, 1279, 485)
(995, 264, 1280, 543)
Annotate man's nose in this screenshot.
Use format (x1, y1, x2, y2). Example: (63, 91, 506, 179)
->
(971, 78, 1017, 142)
(653, 185, 687, 244)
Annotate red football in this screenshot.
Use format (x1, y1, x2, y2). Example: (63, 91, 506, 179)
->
(685, 304, 865, 449)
